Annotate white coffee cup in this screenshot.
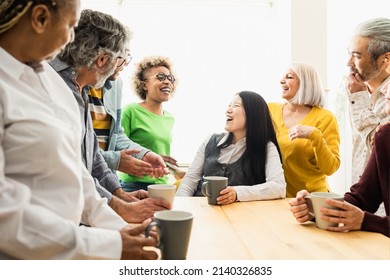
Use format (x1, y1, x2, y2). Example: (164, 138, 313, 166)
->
(148, 184, 176, 206)
(305, 192, 344, 230)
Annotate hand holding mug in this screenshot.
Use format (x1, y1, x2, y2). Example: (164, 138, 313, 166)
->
(120, 219, 158, 260)
(201, 176, 228, 205)
(291, 191, 344, 230)
(289, 190, 313, 223)
(148, 184, 176, 207)
(319, 199, 364, 233)
(216, 187, 237, 205)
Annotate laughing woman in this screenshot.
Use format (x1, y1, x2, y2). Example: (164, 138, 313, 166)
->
(268, 62, 340, 198)
(120, 56, 179, 192)
(176, 91, 286, 205)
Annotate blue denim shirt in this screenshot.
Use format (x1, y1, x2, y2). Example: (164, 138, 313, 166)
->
(49, 58, 122, 202)
(99, 78, 149, 171)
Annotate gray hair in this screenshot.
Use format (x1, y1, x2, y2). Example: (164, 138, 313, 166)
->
(59, 9, 131, 68)
(288, 62, 326, 107)
(353, 17, 390, 64)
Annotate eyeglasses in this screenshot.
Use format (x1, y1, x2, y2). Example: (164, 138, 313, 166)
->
(117, 54, 132, 67)
(145, 72, 175, 84)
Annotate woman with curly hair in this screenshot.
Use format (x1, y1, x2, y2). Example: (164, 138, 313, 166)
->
(120, 55, 179, 191)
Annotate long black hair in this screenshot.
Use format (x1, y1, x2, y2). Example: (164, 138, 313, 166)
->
(219, 91, 281, 185)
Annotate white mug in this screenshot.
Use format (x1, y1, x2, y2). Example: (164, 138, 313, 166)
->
(305, 192, 344, 230)
(148, 184, 176, 206)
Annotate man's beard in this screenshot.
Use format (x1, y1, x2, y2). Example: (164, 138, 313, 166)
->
(94, 67, 115, 88)
(355, 62, 379, 82)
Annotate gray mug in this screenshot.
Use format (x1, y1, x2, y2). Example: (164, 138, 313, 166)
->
(201, 176, 228, 205)
(145, 210, 193, 260)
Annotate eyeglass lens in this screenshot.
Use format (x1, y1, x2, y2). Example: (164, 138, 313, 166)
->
(117, 55, 132, 67)
(156, 72, 175, 83)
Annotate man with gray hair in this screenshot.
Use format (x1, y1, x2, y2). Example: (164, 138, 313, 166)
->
(50, 9, 170, 223)
(346, 17, 390, 185)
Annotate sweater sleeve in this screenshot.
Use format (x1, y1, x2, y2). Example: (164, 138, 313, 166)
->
(308, 112, 340, 176)
(348, 91, 390, 146)
(344, 125, 390, 237)
(234, 142, 286, 201)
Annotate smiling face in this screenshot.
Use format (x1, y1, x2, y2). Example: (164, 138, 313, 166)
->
(143, 66, 173, 103)
(347, 35, 382, 82)
(225, 95, 246, 141)
(280, 68, 300, 101)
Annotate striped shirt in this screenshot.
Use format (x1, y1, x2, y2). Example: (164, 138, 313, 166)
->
(88, 87, 112, 151)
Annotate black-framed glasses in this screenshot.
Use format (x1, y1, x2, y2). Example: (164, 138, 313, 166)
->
(145, 72, 175, 84)
(117, 54, 132, 67)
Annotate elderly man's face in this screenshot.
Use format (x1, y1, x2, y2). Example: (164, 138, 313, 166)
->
(92, 55, 119, 88)
(347, 36, 383, 82)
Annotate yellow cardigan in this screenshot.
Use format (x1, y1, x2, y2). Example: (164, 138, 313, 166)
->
(268, 103, 340, 197)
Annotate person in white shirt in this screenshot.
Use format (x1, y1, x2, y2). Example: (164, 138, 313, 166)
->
(0, 0, 157, 260)
(176, 91, 286, 204)
(345, 17, 390, 184)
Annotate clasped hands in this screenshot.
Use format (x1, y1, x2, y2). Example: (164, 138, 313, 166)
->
(118, 149, 169, 178)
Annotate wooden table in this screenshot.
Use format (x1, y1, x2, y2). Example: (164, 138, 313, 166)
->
(172, 197, 390, 260)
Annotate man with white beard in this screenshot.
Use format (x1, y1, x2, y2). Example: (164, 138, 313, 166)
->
(50, 9, 170, 223)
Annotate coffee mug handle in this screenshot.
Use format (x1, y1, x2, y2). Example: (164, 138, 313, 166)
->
(201, 181, 210, 197)
(304, 195, 314, 217)
(145, 221, 162, 247)
(145, 221, 158, 237)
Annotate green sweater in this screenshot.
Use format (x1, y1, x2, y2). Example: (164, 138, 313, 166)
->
(119, 103, 175, 184)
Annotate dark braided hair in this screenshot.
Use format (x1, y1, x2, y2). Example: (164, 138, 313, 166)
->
(0, 0, 57, 34)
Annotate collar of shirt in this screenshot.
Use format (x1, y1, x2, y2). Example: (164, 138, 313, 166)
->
(371, 75, 390, 106)
(217, 133, 247, 164)
(0, 47, 43, 77)
(49, 57, 82, 92)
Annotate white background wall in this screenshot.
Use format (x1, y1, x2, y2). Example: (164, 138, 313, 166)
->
(80, 0, 390, 195)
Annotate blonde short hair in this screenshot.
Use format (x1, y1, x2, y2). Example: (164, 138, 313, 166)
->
(132, 55, 176, 100)
(288, 62, 326, 107)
